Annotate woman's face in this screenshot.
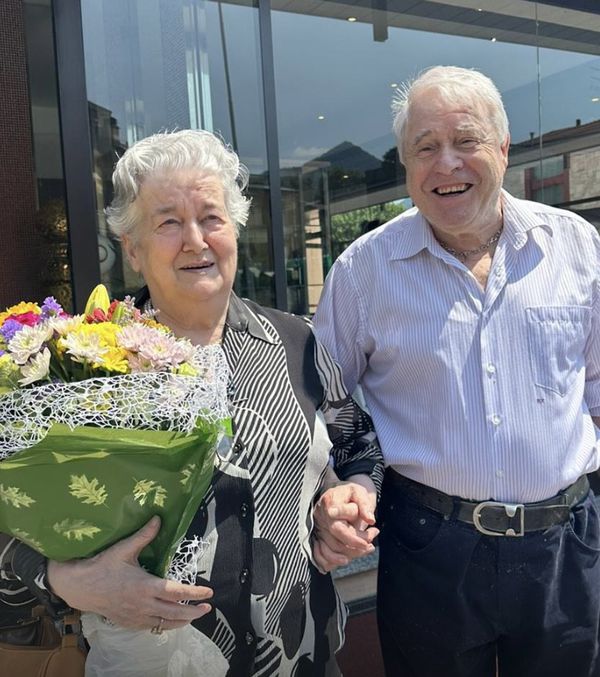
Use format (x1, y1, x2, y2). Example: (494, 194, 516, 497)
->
(123, 170, 238, 317)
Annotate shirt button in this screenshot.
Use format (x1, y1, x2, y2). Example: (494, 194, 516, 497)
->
(233, 440, 244, 453)
(240, 502, 249, 518)
(239, 568, 250, 584)
(496, 469, 504, 478)
(486, 363, 496, 374)
(491, 414, 501, 426)
(245, 631, 254, 645)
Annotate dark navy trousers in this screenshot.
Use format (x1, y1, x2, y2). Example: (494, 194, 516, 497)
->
(376, 473, 600, 677)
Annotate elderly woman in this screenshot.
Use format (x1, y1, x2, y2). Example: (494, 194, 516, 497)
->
(0, 130, 383, 676)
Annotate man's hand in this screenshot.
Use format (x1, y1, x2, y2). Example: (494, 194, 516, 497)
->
(47, 516, 213, 631)
(312, 473, 379, 573)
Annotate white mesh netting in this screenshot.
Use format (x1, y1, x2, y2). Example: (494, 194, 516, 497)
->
(0, 344, 229, 458)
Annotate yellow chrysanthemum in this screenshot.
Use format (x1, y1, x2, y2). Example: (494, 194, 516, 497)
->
(92, 346, 130, 374)
(143, 319, 171, 333)
(176, 362, 199, 377)
(0, 302, 41, 325)
(79, 322, 121, 347)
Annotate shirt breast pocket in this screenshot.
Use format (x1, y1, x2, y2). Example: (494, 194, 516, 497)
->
(526, 306, 590, 397)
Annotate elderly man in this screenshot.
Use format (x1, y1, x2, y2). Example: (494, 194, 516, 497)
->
(312, 65, 600, 677)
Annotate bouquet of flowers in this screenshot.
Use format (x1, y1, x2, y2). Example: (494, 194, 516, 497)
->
(0, 285, 229, 583)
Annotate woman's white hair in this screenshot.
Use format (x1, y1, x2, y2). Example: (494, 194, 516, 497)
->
(392, 65, 510, 163)
(105, 129, 251, 238)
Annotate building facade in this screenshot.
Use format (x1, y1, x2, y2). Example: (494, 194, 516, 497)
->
(3, 0, 600, 314)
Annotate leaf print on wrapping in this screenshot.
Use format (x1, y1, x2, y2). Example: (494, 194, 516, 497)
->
(53, 518, 101, 541)
(180, 463, 196, 487)
(69, 474, 108, 506)
(12, 529, 44, 551)
(0, 483, 35, 508)
(132, 479, 167, 507)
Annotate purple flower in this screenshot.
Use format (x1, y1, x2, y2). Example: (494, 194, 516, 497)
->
(41, 296, 63, 319)
(0, 319, 24, 342)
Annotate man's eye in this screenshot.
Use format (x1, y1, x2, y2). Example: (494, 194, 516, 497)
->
(460, 138, 478, 147)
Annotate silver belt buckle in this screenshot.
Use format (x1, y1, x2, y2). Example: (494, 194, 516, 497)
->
(472, 501, 525, 537)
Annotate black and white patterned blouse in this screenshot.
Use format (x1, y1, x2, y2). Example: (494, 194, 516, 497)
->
(0, 293, 384, 677)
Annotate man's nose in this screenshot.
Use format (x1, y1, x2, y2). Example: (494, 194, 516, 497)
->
(435, 146, 463, 174)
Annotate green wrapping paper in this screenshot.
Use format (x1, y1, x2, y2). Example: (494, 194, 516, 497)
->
(0, 420, 224, 577)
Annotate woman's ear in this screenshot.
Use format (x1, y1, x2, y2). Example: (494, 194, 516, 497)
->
(121, 235, 141, 273)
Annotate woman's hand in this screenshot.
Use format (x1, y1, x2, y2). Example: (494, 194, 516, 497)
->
(46, 516, 213, 631)
(312, 472, 379, 573)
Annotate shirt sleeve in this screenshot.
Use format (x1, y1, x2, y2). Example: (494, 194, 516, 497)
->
(312, 256, 367, 395)
(0, 533, 69, 618)
(311, 328, 384, 495)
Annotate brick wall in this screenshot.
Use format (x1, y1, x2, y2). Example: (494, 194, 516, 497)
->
(0, 0, 44, 307)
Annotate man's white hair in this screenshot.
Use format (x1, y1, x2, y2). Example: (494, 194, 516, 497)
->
(392, 65, 510, 163)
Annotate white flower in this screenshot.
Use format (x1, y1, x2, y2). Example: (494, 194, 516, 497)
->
(48, 314, 84, 336)
(61, 331, 107, 364)
(18, 347, 51, 386)
(8, 324, 53, 365)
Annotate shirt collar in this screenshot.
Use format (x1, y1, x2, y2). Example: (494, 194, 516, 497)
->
(500, 189, 553, 250)
(226, 292, 277, 344)
(389, 189, 552, 261)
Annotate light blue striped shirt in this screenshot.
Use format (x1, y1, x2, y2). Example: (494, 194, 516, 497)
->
(313, 191, 600, 502)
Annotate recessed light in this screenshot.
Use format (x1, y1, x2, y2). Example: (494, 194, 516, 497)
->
(491, 37, 497, 42)
(347, 16, 357, 22)
(342, 174, 349, 179)
(317, 115, 325, 120)
(390, 83, 398, 88)
(592, 97, 600, 102)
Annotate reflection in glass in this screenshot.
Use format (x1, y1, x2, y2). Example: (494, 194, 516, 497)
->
(272, 1, 600, 312)
(81, 0, 275, 306)
(23, 0, 72, 309)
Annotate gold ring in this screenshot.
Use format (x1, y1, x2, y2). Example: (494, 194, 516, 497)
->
(150, 617, 166, 635)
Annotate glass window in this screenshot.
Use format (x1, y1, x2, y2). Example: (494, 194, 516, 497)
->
(23, 0, 71, 309)
(81, 0, 275, 307)
(272, 1, 600, 312)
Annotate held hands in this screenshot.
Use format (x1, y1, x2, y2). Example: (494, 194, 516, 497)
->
(312, 472, 379, 573)
(46, 516, 213, 631)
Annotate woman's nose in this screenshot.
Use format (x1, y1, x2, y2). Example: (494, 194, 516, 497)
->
(182, 221, 208, 251)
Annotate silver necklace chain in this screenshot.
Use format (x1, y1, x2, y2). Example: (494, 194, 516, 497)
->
(437, 226, 503, 260)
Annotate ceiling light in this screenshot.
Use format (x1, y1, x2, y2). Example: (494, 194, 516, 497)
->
(343, 174, 349, 179)
(491, 37, 497, 42)
(477, 7, 482, 11)
(390, 83, 398, 88)
(347, 16, 357, 22)
(592, 97, 600, 102)
(317, 115, 325, 120)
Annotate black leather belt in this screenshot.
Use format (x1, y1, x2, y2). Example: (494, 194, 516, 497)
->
(385, 470, 590, 537)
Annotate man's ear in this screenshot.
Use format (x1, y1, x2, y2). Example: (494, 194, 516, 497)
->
(121, 234, 141, 273)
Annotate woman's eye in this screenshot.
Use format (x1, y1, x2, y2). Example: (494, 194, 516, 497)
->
(157, 218, 180, 230)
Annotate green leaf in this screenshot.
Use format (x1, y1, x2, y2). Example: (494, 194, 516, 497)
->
(53, 518, 101, 541)
(0, 483, 36, 509)
(12, 529, 44, 551)
(69, 474, 108, 506)
(180, 463, 196, 487)
(133, 479, 168, 507)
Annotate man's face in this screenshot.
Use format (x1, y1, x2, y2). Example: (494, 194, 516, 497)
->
(402, 87, 509, 238)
